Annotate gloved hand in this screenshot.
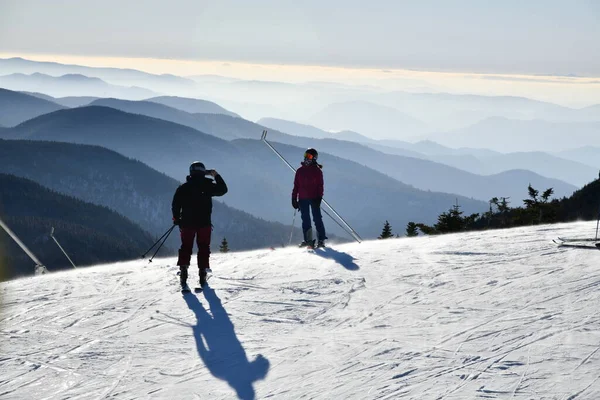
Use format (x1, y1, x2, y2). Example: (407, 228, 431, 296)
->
(292, 198, 299, 210)
(173, 217, 181, 226)
(313, 197, 322, 208)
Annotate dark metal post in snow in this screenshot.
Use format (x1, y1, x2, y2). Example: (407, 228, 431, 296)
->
(595, 203, 600, 241)
(260, 130, 362, 243)
(50, 227, 77, 269)
(0, 216, 48, 275)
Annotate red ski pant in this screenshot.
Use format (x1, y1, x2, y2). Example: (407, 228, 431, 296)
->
(177, 226, 212, 269)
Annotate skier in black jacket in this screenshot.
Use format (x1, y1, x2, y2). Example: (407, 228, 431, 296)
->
(172, 161, 228, 288)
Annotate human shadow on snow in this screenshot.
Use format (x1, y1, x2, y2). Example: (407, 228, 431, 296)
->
(183, 287, 270, 400)
(313, 247, 360, 270)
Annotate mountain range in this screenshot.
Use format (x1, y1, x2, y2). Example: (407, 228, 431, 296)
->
(81, 97, 577, 201)
(0, 88, 65, 126)
(0, 105, 488, 238)
(0, 139, 305, 251)
(0, 57, 195, 94)
(259, 117, 594, 188)
(429, 117, 600, 152)
(0, 72, 156, 99)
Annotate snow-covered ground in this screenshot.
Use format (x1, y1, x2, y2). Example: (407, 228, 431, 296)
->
(2, 221, 600, 399)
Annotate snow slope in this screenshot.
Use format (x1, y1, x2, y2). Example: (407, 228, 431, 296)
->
(2, 221, 600, 399)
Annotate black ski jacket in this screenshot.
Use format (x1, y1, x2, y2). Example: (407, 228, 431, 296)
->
(172, 174, 228, 228)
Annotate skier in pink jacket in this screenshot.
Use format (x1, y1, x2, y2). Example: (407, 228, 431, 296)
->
(292, 148, 327, 248)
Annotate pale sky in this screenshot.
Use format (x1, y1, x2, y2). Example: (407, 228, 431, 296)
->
(1, 0, 599, 76)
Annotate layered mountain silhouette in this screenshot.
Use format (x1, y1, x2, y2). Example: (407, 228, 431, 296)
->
(0, 57, 195, 94)
(308, 101, 430, 140)
(369, 91, 600, 131)
(0, 72, 156, 99)
(0, 173, 155, 280)
(23, 91, 99, 107)
(0, 106, 487, 237)
(0, 139, 306, 251)
(259, 117, 589, 188)
(88, 98, 243, 139)
(430, 117, 600, 152)
(556, 147, 600, 170)
(147, 96, 240, 118)
(201, 114, 577, 200)
(0, 88, 65, 126)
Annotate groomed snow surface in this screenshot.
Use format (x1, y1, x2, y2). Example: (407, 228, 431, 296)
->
(2, 221, 600, 400)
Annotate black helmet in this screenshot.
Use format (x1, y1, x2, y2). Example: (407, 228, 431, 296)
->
(304, 148, 318, 161)
(189, 161, 206, 175)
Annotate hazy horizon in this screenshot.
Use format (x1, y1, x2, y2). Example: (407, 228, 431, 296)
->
(1, 1, 599, 107)
(1, 52, 599, 108)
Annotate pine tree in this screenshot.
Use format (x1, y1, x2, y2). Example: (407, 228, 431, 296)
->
(405, 222, 418, 237)
(378, 221, 394, 239)
(219, 237, 229, 253)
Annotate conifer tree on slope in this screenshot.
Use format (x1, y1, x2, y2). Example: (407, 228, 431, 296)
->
(379, 221, 394, 239)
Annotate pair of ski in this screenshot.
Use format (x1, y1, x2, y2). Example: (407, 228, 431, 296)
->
(180, 269, 212, 294)
(181, 284, 204, 294)
(554, 237, 600, 250)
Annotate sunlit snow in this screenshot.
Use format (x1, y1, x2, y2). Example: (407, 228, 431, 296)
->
(1, 221, 599, 399)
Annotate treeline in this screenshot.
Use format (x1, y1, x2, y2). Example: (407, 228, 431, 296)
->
(0, 173, 156, 280)
(377, 178, 600, 238)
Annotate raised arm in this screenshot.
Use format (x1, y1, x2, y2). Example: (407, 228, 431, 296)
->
(210, 172, 228, 197)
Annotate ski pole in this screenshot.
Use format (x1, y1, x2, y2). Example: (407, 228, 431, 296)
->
(148, 225, 175, 263)
(595, 201, 600, 241)
(261, 130, 362, 243)
(50, 227, 76, 269)
(289, 209, 297, 246)
(142, 225, 175, 259)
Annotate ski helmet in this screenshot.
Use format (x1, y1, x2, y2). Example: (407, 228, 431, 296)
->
(304, 148, 318, 162)
(189, 161, 206, 175)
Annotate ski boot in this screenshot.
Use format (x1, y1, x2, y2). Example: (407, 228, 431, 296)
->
(199, 268, 208, 287)
(299, 240, 316, 249)
(316, 240, 326, 248)
(180, 266, 188, 286)
(180, 266, 191, 293)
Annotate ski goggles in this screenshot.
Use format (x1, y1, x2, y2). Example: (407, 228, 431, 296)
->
(304, 152, 315, 160)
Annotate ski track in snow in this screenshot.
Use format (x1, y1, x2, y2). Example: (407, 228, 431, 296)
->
(2, 221, 600, 399)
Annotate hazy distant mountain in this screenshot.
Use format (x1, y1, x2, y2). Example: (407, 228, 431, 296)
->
(309, 101, 429, 140)
(20, 91, 56, 102)
(556, 146, 600, 170)
(23, 91, 99, 107)
(134, 110, 575, 202)
(229, 138, 488, 236)
(187, 74, 241, 84)
(258, 117, 332, 139)
(0, 88, 65, 126)
(0, 57, 196, 94)
(370, 91, 600, 131)
(260, 116, 592, 187)
(0, 173, 155, 280)
(261, 133, 577, 202)
(259, 117, 424, 158)
(0, 106, 488, 237)
(579, 104, 600, 116)
(332, 130, 374, 143)
(89, 98, 246, 140)
(430, 117, 600, 152)
(147, 96, 240, 117)
(54, 96, 99, 107)
(0, 72, 156, 99)
(407, 140, 502, 158)
(441, 152, 597, 187)
(0, 139, 305, 251)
